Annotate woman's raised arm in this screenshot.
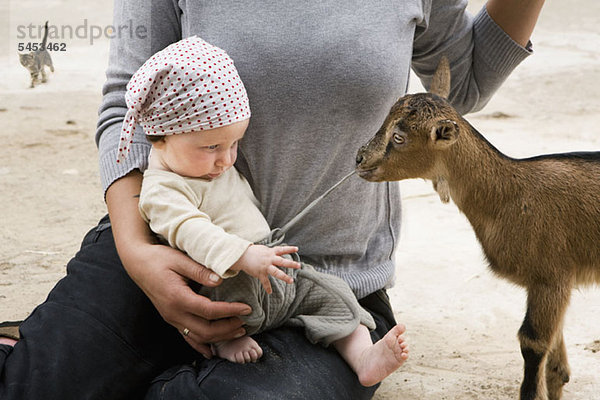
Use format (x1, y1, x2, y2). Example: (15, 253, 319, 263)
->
(486, 0, 545, 47)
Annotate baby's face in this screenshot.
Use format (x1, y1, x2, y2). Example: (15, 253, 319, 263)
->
(153, 119, 249, 180)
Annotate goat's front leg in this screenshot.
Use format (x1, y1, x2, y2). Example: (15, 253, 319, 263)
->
(518, 283, 571, 400)
(546, 330, 570, 400)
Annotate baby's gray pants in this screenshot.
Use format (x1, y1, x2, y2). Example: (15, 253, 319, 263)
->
(200, 261, 375, 346)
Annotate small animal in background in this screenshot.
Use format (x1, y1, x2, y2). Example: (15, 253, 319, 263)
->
(18, 21, 54, 88)
(356, 57, 600, 400)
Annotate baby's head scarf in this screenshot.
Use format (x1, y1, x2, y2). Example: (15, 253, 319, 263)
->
(117, 36, 251, 163)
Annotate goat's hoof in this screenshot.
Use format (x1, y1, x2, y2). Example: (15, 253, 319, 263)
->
(550, 366, 570, 384)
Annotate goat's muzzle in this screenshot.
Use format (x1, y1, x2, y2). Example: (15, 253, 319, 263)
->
(355, 151, 364, 166)
(355, 145, 381, 181)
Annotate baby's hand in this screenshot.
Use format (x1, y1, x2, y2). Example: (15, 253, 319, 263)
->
(231, 245, 301, 294)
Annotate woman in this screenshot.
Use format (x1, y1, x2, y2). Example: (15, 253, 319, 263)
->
(0, 0, 543, 398)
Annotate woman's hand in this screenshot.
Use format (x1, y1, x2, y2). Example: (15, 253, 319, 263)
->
(230, 244, 301, 294)
(123, 241, 252, 358)
(106, 170, 252, 359)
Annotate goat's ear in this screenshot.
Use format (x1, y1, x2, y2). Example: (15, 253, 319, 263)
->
(430, 119, 459, 147)
(430, 56, 451, 99)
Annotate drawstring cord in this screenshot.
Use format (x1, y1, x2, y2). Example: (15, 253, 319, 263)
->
(279, 170, 356, 234)
(259, 170, 356, 247)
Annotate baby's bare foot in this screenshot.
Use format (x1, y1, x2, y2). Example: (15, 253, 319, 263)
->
(213, 336, 263, 364)
(356, 324, 409, 387)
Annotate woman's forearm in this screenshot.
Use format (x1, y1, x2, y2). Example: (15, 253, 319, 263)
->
(105, 170, 155, 278)
(104, 170, 249, 356)
(486, 0, 545, 47)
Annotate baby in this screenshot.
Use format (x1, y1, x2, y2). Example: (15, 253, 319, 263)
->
(119, 36, 408, 387)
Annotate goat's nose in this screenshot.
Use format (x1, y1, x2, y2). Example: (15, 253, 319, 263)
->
(356, 148, 365, 165)
(356, 153, 363, 165)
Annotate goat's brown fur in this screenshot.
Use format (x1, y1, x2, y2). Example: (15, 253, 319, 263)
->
(356, 57, 600, 400)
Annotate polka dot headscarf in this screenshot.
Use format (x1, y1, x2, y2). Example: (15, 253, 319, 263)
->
(117, 36, 251, 163)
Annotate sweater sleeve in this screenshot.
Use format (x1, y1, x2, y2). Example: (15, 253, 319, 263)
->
(138, 176, 252, 278)
(411, 0, 532, 115)
(95, 0, 183, 195)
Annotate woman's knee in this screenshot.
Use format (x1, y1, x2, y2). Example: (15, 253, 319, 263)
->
(147, 327, 378, 400)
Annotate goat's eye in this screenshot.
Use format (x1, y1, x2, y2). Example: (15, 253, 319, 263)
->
(393, 133, 405, 145)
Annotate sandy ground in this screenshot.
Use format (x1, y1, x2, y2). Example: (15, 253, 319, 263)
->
(1, 1, 599, 399)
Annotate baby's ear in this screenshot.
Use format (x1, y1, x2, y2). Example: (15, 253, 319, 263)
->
(147, 135, 167, 148)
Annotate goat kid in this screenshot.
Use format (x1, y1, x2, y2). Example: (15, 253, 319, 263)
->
(355, 57, 600, 400)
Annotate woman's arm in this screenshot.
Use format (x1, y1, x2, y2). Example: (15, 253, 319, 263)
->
(486, 0, 545, 47)
(411, 0, 544, 114)
(97, 0, 252, 358)
(106, 170, 251, 359)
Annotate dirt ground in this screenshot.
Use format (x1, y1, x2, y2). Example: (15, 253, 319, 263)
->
(1, 1, 598, 399)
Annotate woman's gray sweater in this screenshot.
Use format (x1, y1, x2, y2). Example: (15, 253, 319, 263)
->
(96, 0, 531, 298)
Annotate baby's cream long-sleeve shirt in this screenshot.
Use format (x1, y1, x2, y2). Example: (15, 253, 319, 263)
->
(138, 168, 271, 278)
